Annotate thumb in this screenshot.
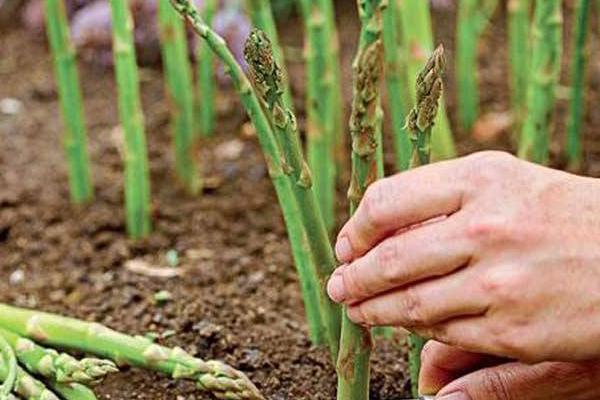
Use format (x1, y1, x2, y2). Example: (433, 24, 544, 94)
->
(435, 361, 600, 400)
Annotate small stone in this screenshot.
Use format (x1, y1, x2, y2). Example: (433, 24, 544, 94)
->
(0, 98, 23, 115)
(165, 249, 179, 268)
(9, 269, 24, 285)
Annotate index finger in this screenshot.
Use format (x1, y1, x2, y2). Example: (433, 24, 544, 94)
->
(335, 158, 468, 263)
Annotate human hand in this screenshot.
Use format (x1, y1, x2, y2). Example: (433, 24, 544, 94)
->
(327, 151, 600, 362)
(420, 341, 600, 400)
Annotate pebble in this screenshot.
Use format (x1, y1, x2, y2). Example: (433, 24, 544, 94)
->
(0, 97, 23, 115)
(9, 269, 24, 285)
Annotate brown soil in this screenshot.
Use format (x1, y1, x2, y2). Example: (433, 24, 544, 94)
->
(1, 2, 599, 400)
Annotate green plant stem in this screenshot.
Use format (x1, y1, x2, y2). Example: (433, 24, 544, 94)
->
(382, 0, 411, 171)
(48, 382, 97, 400)
(456, 0, 498, 131)
(0, 328, 117, 385)
(517, 0, 562, 164)
(398, 0, 455, 160)
(0, 334, 16, 399)
(405, 45, 445, 397)
(298, 0, 337, 233)
(245, 0, 294, 109)
(0, 362, 58, 400)
(109, 0, 152, 238)
(566, 0, 590, 169)
(158, 0, 201, 195)
(44, 0, 93, 204)
(169, 0, 341, 359)
(508, 0, 531, 140)
(196, 0, 217, 137)
(0, 304, 264, 400)
(337, 1, 386, 399)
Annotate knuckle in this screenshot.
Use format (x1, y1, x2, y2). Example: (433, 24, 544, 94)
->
(464, 151, 516, 185)
(376, 239, 400, 272)
(480, 268, 525, 304)
(361, 181, 388, 229)
(342, 263, 370, 299)
(420, 341, 436, 366)
(400, 288, 427, 326)
(479, 369, 515, 400)
(464, 216, 513, 245)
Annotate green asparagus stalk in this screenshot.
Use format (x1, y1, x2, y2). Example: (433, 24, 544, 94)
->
(0, 304, 264, 400)
(405, 45, 446, 397)
(196, 0, 217, 137)
(47, 382, 97, 400)
(245, 0, 294, 109)
(508, 0, 531, 139)
(0, 334, 16, 399)
(158, 0, 201, 195)
(0, 328, 117, 385)
(298, 0, 338, 232)
(0, 362, 58, 400)
(456, 0, 498, 131)
(337, 1, 387, 398)
(109, 0, 152, 238)
(398, 0, 455, 160)
(169, 0, 341, 359)
(382, 0, 411, 171)
(566, 0, 590, 170)
(517, 0, 562, 164)
(44, 0, 93, 204)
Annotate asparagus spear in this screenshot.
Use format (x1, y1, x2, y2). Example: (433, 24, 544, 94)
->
(44, 0, 94, 204)
(0, 304, 263, 400)
(0, 362, 59, 400)
(456, 0, 498, 131)
(196, 0, 217, 137)
(337, 1, 386, 398)
(109, 0, 152, 238)
(0, 328, 117, 385)
(170, 0, 342, 359)
(405, 45, 446, 397)
(508, 0, 531, 139)
(566, 0, 591, 170)
(158, 0, 201, 195)
(0, 334, 16, 399)
(47, 382, 97, 400)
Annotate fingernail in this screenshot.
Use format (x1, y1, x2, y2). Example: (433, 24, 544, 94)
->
(335, 236, 353, 262)
(327, 269, 346, 303)
(437, 391, 470, 400)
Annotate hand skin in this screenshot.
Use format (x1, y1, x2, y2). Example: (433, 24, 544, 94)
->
(327, 151, 600, 363)
(420, 341, 600, 400)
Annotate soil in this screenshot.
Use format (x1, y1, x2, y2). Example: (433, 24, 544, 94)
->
(1, 2, 600, 400)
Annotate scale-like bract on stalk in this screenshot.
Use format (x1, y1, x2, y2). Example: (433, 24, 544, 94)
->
(158, 0, 201, 195)
(297, 0, 339, 233)
(456, 0, 498, 131)
(170, 0, 341, 359)
(196, 0, 217, 137)
(109, 0, 152, 238)
(337, 1, 386, 399)
(566, 0, 590, 169)
(0, 304, 264, 400)
(518, 0, 562, 164)
(45, 0, 94, 204)
(508, 0, 531, 138)
(405, 45, 446, 397)
(398, 0, 455, 160)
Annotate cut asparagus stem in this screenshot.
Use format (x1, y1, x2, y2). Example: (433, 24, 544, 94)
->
(337, 1, 386, 398)
(0, 362, 59, 400)
(158, 0, 201, 195)
(405, 45, 446, 398)
(109, 0, 152, 238)
(0, 333, 16, 399)
(196, 0, 217, 137)
(169, 0, 341, 359)
(48, 382, 98, 400)
(518, 0, 562, 164)
(566, 0, 590, 169)
(44, 0, 94, 204)
(508, 0, 531, 141)
(0, 304, 264, 400)
(0, 328, 117, 385)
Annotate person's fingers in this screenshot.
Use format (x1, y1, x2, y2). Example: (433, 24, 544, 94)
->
(419, 341, 503, 395)
(435, 360, 600, 400)
(335, 158, 470, 263)
(345, 265, 487, 327)
(327, 214, 472, 304)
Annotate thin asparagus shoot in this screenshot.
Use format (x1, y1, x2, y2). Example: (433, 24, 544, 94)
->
(44, 0, 93, 204)
(0, 362, 59, 400)
(508, 0, 531, 139)
(48, 382, 98, 400)
(0, 334, 16, 399)
(109, 0, 152, 238)
(158, 0, 201, 195)
(196, 0, 217, 137)
(405, 45, 446, 397)
(456, 0, 498, 131)
(0, 304, 264, 400)
(518, 0, 562, 164)
(566, 0, 591, 170)
(169, 0, 341, 359)
(337, 1, 386, 398)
